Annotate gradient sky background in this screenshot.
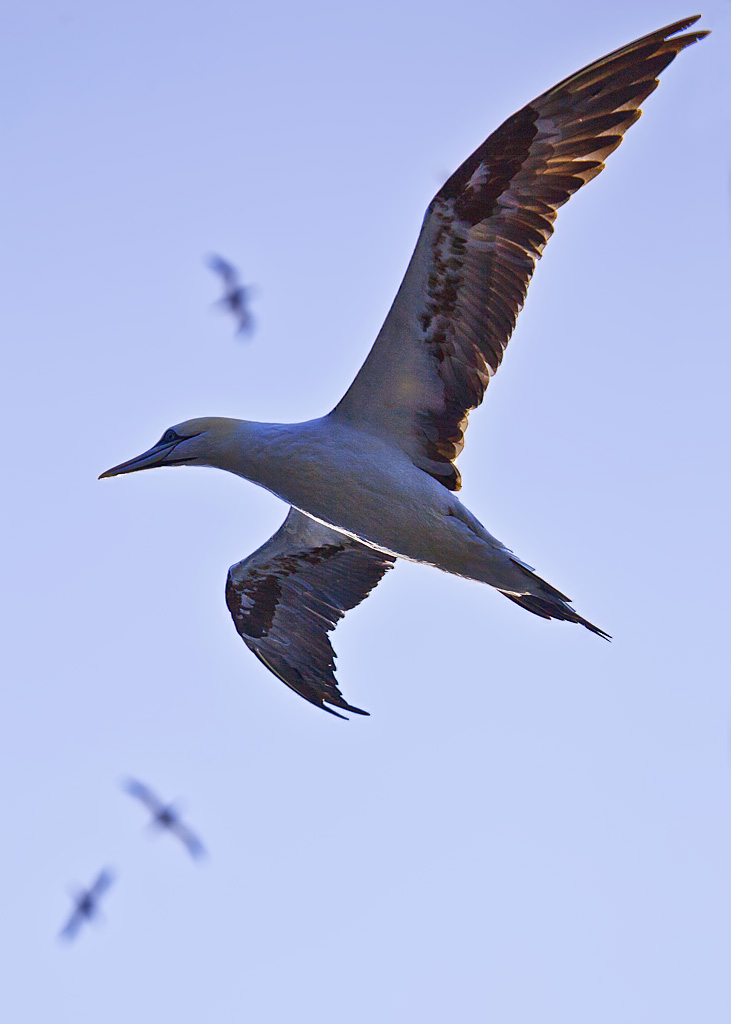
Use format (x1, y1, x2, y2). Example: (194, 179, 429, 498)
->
(3, 1, 730, 1021)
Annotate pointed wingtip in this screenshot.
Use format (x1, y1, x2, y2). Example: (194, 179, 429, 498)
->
(675, 14, 701, 28)
(321, 703, 370, 720)
(661, 14, 709, 46)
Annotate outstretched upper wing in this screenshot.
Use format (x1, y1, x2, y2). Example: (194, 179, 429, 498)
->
(207, 253, 238, 289)
(123, 777, 164, 814)
(226, 509, 395, 718)
(332, 17, 707, 491)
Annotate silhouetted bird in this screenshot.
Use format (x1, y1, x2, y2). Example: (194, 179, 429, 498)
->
(123, 778, 206, 860)
(58, 868, 115, 942)
(207, 254, 254, 336)
(101, 19, 707, 718)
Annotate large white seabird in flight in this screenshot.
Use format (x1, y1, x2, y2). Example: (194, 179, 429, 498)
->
(101, 17, 707, 718)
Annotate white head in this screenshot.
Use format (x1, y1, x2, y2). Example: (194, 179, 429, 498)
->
(99, 417, 243, 479)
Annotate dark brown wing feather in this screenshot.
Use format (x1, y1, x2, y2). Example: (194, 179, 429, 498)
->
(333, 17, 707, 490)
(226, 509, 394, 718)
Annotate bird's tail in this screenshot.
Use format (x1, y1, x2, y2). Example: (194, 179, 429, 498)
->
(500, 559, 610, 640)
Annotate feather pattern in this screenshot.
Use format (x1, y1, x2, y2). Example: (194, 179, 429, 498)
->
(226, 509, 395, 718)
(333, 16, 707, 491)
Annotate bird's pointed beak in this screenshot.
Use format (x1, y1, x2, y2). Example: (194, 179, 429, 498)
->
(99, 442, 177, 479)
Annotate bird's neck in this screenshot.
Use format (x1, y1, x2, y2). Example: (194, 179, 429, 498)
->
(203, 418, 320, 500)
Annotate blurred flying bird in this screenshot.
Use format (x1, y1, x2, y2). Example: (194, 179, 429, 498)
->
(58, 868, 115, 942)
(207, 254, 255, 336)
(123, 778, 206, 860)
(101, 19, 707, 718)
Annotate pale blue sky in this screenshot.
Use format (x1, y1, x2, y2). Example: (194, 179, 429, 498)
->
(2, 2, 730, 1021)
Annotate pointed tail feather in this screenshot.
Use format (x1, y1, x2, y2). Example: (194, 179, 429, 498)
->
(501, 559, 610, 640)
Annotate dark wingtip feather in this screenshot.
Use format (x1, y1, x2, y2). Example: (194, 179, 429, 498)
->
(662, 14, 701, 33)
(321, 698, 370, 719)
(250, 647, 370, 720)
(342, 703, 370, 717)
(320, 704, 348, 720)
(646, 15, 709, 52)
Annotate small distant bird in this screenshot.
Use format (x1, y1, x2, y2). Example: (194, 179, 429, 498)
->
(207, 253, 254, 336)
(123, 778, 206, 860)
(58, 868, 115, 942)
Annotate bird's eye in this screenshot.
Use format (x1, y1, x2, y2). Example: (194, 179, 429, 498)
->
(161, 429, 179, 444)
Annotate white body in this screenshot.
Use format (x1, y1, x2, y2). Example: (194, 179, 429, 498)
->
(215, 416, 526, 591)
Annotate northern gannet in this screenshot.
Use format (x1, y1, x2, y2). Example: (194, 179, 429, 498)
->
(58, 868, 115, 942)
(101, 18, 707, 718)
(123, 779, 207, 860)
